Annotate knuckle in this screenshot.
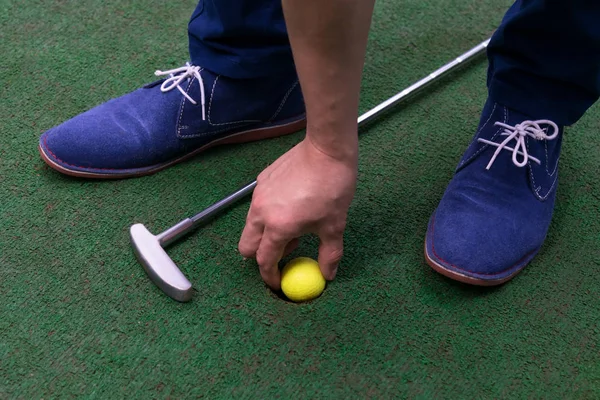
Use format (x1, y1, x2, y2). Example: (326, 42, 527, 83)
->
(255, 254, 264, 266)
(256, 170, 270, 184)
(325, 247, 344, 264)
(249, 198, 263, 215)
(266, 216, 295, 237)
(255, 252, 270, 268)
(324, 220, 346, 238)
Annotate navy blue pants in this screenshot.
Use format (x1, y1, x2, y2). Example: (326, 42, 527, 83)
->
(188, 0, 600, 126)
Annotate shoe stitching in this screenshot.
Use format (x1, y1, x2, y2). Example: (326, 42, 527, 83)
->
(428, 213, 538, 278)
(267, 80, 300, 122)
(177, 75, 255, 139)
(527, 138, 559, 201)
(207, 76, 260, 126)
(179, 125, 255, 138)
(176, 73, 197, 138)
(459, 103, 506, 168)
(43, 135, 123, 172)
(177, 73, 261, 138)
(544, 138, 559, 176)
(174, 115, 306, 139)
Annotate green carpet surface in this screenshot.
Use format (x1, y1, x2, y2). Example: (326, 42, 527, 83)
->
(2, 0, 600, 398)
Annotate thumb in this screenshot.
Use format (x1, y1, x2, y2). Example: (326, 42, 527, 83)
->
(318, 235, 344, 281)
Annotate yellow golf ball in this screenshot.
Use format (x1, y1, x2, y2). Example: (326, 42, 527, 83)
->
(281, 257, 326, 302)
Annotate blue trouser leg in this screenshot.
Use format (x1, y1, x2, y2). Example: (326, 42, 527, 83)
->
(487, 0, 600, 126)
(187, 0, 294, 79)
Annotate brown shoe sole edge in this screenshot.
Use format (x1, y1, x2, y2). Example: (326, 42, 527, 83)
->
(39, 118, 307, 179)
(423, 241, 520, 286)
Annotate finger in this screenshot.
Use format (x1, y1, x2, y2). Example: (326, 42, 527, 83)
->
(283, 238, 300, 258)
(238, 207, 264, 259)
(318, 234, 344, 281)
(255, 230, 289, 290)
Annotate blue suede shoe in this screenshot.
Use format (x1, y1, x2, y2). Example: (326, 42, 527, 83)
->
(39, 63, 305, 178)
(425, 99, 563, 285)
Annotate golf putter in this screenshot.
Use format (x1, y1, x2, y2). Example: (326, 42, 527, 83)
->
(130, 38, 491, 302)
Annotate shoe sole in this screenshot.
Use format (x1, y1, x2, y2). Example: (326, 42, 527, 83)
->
(423, 241, 521, 286)
(39, 117, 306, 179)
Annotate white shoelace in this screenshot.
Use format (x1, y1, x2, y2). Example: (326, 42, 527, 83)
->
(477, 120, 559, 170)
(154, 63, 206, 120)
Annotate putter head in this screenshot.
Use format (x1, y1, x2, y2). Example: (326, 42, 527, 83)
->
(130, 223, 193, 302)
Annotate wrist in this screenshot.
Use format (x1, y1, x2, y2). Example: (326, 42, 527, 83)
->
(306, 127, 359, 162)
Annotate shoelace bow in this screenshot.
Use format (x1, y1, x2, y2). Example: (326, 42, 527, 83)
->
(154, 63, 206, 120)
(478, 120, 559, 170)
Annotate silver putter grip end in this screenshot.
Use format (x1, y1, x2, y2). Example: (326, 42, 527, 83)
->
(130, 223, 193, 302)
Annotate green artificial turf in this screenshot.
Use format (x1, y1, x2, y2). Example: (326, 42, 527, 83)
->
(2, 0, 600, 397)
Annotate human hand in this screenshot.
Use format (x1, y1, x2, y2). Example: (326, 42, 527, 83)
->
(238, 138, 358, 289)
